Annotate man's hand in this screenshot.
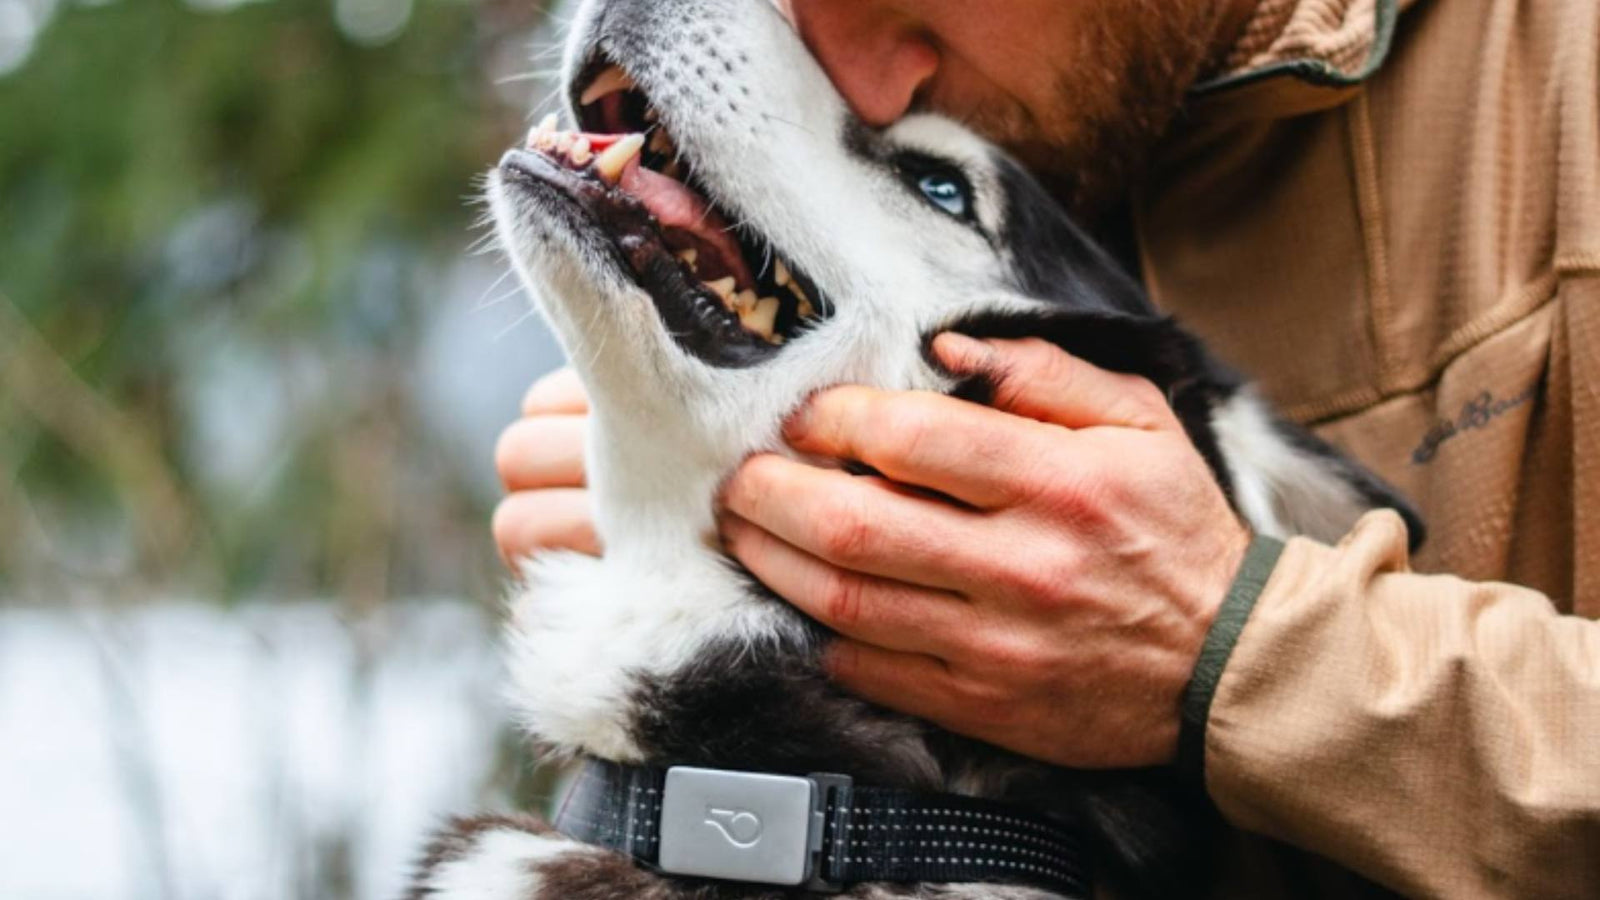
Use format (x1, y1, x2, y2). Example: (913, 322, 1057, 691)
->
(718, 334, 1251, 769)
(493, 367, 602, 565)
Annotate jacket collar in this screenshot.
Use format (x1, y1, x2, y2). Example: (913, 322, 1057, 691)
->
(1186, 0, 1403, 118)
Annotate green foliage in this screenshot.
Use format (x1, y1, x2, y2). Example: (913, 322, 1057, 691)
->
(0, 0, 553, 600)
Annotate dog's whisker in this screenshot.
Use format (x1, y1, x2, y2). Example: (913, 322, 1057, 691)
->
(493, 306, 542, 342)
(474, 270, 522, 312)
(758, 111, 816, 137)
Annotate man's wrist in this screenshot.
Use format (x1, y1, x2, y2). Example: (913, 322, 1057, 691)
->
(1176, 533, 1286, 784)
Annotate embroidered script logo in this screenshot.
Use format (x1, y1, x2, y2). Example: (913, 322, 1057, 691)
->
(705, 806, 763, 848)
(1411, 387, 1537, 465)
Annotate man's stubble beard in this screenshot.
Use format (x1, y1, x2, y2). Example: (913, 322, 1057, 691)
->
(963, 1, 1222, 222)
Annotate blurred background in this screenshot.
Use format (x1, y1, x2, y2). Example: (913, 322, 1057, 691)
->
(0, 0, 573, 895)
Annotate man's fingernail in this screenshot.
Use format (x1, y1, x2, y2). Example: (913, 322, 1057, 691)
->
(933, 332, 992, 370)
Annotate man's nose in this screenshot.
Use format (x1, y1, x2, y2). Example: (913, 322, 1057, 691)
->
(779, 0, 940, 127)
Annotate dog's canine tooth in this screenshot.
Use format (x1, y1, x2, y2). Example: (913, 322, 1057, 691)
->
(648, 129, 676, 157)
(790, 279, 815, 319)
(741, 296, 780, 338)
(774, 258, 791, 287)
(595, 133, 645, 183)
(704, 276, 737, 303)
(569, 136, 593, 166)
(677, 249, 699, 269)
(731, 289, 758, 314)
(580, 65, 635, 106)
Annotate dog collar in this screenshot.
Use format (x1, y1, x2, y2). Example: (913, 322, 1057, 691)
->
(554, 758, 1093, 896)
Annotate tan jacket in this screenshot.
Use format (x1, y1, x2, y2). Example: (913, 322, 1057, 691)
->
(1137, 0, 1600, 896)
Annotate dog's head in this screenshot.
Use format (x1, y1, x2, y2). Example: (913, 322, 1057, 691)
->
(489, 0, 1167, 555)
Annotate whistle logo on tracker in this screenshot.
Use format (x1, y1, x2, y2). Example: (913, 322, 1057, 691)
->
(704, 806, 763, 848)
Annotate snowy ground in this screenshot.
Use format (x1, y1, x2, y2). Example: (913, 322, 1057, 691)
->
(0, 600, 518, 900)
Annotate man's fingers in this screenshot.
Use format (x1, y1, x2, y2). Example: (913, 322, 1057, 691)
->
(823, 639, 963, 723)
(721, 515, 973, 656)
(783, 386, 1053, 509)
(722, 455, 978, 592)
(522, 367, 590, 416)
(492, 488, 601, 567)
(496, 415, 586, 491)
(933, 333, 1176, 432)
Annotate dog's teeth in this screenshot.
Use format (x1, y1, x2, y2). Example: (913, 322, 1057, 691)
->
(648, 129, 676, 156)
(704, 276, 737, 302)
(526, 114, 558, 149)
(644, 107, 659, 123)
(731, 289, 758, 314)
(569, 136, 593, 166)
(555, 133, 575, 155)
(580, 66, 635, 106)
(662, 158, 685, 181)
(595, 133, 645, 183)
(741, 296, 780, 338)
(790, 280, 815, 319)
(773, 259, 791, 287)
(677, 249, 699, 269)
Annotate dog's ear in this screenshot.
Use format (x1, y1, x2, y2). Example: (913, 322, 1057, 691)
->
(931, 309, 1426, 552)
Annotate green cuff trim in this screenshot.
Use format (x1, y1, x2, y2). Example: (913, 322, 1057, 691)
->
(1176, 534, 1285, 786)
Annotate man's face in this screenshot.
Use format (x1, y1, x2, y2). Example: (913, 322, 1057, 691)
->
(776, 0, 1242, 216)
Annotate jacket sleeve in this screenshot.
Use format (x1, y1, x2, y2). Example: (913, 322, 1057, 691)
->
(1183, 510, 1600, 899)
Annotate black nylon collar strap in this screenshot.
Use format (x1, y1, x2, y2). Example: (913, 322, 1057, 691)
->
(554, 758, 1093, 896)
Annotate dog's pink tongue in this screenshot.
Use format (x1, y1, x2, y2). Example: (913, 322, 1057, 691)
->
(619, 158, 754, 288)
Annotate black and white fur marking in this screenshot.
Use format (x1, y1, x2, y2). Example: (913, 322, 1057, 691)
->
(407, 1, 1423, 897)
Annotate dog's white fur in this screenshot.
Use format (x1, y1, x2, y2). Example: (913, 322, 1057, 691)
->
(417, 828, 586, 898)
(1212, 389, 1371, 541)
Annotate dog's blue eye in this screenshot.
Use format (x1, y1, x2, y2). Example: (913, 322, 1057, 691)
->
(917, 173, 971, 219)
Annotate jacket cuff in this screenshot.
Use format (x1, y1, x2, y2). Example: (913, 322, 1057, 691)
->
(1177, 534, 1285, 785)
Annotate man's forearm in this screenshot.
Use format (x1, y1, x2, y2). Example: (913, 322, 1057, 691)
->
(1188, 510, 1600, 898)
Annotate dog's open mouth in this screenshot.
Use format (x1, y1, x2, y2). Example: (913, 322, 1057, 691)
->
(498, 61, 831, 366)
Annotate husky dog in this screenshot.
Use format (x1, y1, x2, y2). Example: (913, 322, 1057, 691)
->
(408, 0, 1422, 897)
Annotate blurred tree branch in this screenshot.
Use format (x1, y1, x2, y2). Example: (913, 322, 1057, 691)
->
(0, 291, 213, 588)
